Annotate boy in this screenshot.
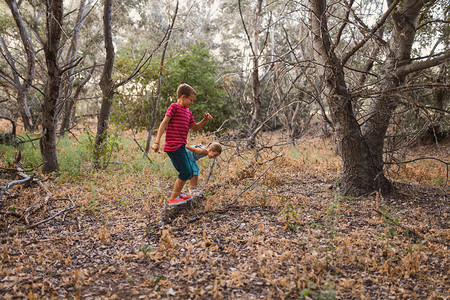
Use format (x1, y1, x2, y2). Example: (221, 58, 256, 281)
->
(152, 83, 212, 206)
(185, 142, 222, 196)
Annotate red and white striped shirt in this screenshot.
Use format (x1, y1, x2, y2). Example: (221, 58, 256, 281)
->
(163, 103, 195, 152)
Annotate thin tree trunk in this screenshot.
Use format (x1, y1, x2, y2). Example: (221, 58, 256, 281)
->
(145, 0, 179, 154)
(40, 0, 64, 173)
(94, 0, 115, 165)
(60, 0, 87, 135)
(69, 64, 96, 127)
(249, 0, 263, 134)
(4, 0, 36, 132)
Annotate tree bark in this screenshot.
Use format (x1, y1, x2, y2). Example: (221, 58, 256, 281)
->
(4, 0, 36, 132)
(359, 0, 433, 193)
(249, 0, 263, 134)
(145, 0, 179, 154)
(69, 64, 96, 126)
(40, 0, 64, 173)
(94, 0, 115, 164)
(60, 0, 87, 135)
(309, 0, 442, 195)
(310, 0, 381, 195)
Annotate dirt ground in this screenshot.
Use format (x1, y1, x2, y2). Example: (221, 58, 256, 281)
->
(1, 138, 449, 299)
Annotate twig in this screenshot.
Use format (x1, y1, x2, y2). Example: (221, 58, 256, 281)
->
(119, 100, 152, 163)
(225, 160, 276, 208)
(205, 158, 216, 185)
(0, 211, 22, 218)
(384, 157, 449, 185)
(161, 158, 278, 226)
(26, 197, 75, 229)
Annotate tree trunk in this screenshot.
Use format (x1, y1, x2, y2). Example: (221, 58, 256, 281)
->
(67, 64, 96, 128)
(94, 0, 115, 164)
(309, 0, 440, 195)
(4, 0, 36, 132)
(309, 0, 390, 195)
(60, 0, 87, 135)
(145, 0, 179, 154)
(249, 0, 263, 134)
(40, 0, 64, 173)
(359, 0, 430, 192)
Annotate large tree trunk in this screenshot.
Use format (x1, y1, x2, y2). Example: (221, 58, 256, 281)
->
(4, 0, 36, 132)
(309, 0, 444, 195)
(40, 0, 64, 173)
(359, 0, 430, 193)
(94, 0, 115, 164)
(309, 0, 386, 195)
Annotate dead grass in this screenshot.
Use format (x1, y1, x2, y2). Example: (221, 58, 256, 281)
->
(0, 131, 448, 299)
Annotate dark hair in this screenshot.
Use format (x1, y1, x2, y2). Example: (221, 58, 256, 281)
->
(177, 83, 197, 98)
(208, 142, 222, 154)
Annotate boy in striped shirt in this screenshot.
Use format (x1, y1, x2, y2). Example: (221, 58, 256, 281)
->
(152, 83, 212, 206)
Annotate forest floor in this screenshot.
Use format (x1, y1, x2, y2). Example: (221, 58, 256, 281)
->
(0, 132, 448, 299)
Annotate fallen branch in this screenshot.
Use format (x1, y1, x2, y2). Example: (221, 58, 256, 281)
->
(161, 159, 278, 226)
(225, 160, 276, 208)
(22, 178, 52, 224)
(0, 168, 32, 205)
(27, 197, 75, 229)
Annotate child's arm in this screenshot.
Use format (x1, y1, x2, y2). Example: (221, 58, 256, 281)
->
(152, 115, 171, 153)
(190, 113, 212, 131)
(186, 145, 205, 156)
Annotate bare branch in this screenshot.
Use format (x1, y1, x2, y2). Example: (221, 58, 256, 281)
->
(417, 19, 450, 31)
(60, 56, 84, 74)
(352, 83, 449, 98)
(342, 0, 400, 65)
(0, 168, 32, 205)
(396, 51, 450, 77)
(238, 0, 255, 57)
(204, 158, 216, 185)
(26, 197, 75, 229)
(145, 0, 179, 153)
(332, 0, 354, 52)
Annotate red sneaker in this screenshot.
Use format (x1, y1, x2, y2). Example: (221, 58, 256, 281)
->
(168, 196, 189, 206)
(179, 194, 192, 201)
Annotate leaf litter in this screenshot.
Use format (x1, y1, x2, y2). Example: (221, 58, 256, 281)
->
(0, 135, 448, 299)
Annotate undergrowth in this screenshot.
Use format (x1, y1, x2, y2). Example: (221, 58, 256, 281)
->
(0, 131, 448, 299)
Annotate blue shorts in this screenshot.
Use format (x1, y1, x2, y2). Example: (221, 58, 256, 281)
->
(165, 145, 193, 180)
(189, 160, 200, 176)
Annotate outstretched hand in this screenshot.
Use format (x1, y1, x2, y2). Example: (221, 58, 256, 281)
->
(204, 113, 212, 121)
(151, 143, 160, 153)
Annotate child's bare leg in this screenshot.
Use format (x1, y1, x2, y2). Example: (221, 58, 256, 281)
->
(170, 178, 187, 199)
(189, 175, 199, 190)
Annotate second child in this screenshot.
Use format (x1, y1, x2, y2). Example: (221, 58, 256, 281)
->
(185, 142, 222, 196)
